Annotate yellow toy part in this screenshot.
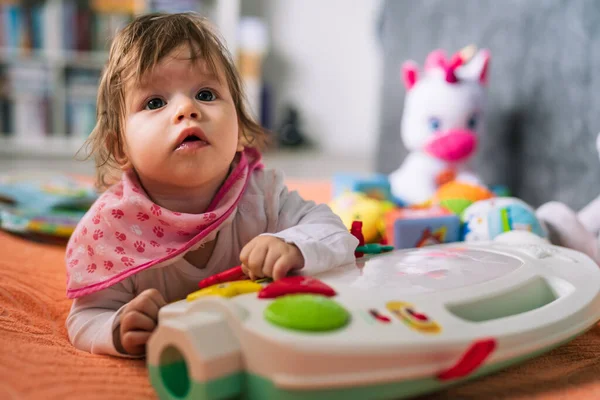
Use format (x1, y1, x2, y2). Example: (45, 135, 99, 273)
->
(386, 301, 441, 334)
(186, 280, 262, 301)
(329, 192, 396, 243)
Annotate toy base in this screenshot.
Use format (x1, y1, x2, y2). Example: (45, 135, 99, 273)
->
(148, 332, 583, 400)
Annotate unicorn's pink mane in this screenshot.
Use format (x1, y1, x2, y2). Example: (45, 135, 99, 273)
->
(424, 49, 465, 84)
(401, 46, 489, 91)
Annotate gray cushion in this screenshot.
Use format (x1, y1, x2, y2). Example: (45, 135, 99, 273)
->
(375, 0, 600, 209)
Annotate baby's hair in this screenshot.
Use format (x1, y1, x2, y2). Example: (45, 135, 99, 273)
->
(82, 12, 269, 189)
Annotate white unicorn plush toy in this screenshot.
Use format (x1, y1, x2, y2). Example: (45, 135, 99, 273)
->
(389, 46, 491, 206)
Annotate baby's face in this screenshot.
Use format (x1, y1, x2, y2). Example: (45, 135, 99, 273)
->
(123, 45, 242, 191)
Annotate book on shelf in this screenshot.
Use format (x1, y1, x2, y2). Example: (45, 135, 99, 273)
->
(0, 0, 229, 149)
(1, 0, 210, 55)
(0, 72, 9, 135)
(0, 100, 11, 136)
(66, 67, 98, 138)
(0, 0, 136, 54)
(6, 64, 51, 138)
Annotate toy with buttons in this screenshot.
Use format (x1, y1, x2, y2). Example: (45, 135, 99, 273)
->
(147, 232, 600, 400)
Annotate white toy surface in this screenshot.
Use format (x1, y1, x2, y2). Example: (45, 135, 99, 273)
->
(389, 46, 490, 206)
(148, 233, 600, 400)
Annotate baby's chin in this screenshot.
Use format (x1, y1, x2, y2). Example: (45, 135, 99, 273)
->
(141, 164, 231, 189)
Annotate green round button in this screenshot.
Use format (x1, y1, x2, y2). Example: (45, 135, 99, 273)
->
(264, 294, 350, 332)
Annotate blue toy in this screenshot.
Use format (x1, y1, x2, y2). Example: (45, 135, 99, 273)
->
(332, 173, 396, 203)
(392, 214, 461, 250)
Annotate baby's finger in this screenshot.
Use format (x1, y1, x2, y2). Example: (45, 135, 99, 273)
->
(241, 263, 250, 276)
(239, 239, 257, 265)
(272, 257, 294, 281)
(120, 310, 157, 333)
(262, 248, 279, 278)
(246, 245, 269, 278)
(121, 330, 152, 355)
(241, 264, 256, 281)
(140, 288, 167, 309)
(129, 295, 161, 321)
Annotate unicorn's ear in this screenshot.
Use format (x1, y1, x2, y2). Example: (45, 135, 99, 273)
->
(477, 49, 491, 85)
(424, 49, 447, 71)
(455, 49, 491, 85)
(401, 61, 419, 90)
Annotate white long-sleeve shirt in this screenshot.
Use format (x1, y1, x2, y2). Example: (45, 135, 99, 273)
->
(66, 168, 359, 356)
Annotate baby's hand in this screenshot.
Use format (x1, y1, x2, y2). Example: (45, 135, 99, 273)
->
(240, 236, 304, 280)
(116, 288, 166, 355)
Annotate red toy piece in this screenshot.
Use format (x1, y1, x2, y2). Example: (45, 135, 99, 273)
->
(198, 265, 247, 289)
(257, 275, 337, 299)
(369, 309, 391, 323)
(351, 220, 366, 258)
(436, 338, 497, 381)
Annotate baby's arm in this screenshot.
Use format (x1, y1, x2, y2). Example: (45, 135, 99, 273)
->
(67, 279, 166, 357)
(259, 170, 360, 276)
(66, 280, 135, 356)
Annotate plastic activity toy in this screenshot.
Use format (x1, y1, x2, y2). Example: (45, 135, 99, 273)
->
(148, 232, 600, 400)
(198, 265, 248, 289)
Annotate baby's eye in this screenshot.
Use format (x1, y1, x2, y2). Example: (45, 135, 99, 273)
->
(145, 98, 166, 110)
(196, 89, 216, 102)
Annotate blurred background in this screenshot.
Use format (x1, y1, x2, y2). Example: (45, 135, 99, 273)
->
(0, 0, 381, 178)
(2, 0, 600, 210)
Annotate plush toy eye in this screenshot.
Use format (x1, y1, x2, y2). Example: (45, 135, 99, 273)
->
(467, 114, 478, 130)
(428, 117, 441, 131)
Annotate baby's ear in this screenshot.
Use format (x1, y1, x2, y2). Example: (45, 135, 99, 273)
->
(237, 127, 246, 152)
(107, 133, 131, 168)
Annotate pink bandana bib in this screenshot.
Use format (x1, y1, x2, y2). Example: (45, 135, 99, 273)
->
(65, 148, 263, 299)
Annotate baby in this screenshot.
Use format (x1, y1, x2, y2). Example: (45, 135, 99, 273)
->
(65, 13, 358, 357)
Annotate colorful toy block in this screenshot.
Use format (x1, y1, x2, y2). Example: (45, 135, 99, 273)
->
(385, 207, 461, 249)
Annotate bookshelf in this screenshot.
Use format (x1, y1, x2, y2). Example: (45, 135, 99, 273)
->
(0, 0, 241, 158)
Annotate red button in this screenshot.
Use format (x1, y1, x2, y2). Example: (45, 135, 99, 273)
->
(258, 276, 337, 299)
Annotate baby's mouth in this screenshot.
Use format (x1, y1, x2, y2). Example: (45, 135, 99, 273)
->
(181, 135, 206, 144)
(175, 128, 209, 151)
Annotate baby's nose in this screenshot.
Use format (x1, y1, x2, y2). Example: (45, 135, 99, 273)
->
(174, 98, 199, 121)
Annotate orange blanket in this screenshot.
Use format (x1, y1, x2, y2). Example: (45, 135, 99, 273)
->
(1, 180, 600, 400)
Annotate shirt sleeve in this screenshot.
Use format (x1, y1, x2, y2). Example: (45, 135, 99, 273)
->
(65, 279, 140, 358)
(260, 169, 359, 275)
